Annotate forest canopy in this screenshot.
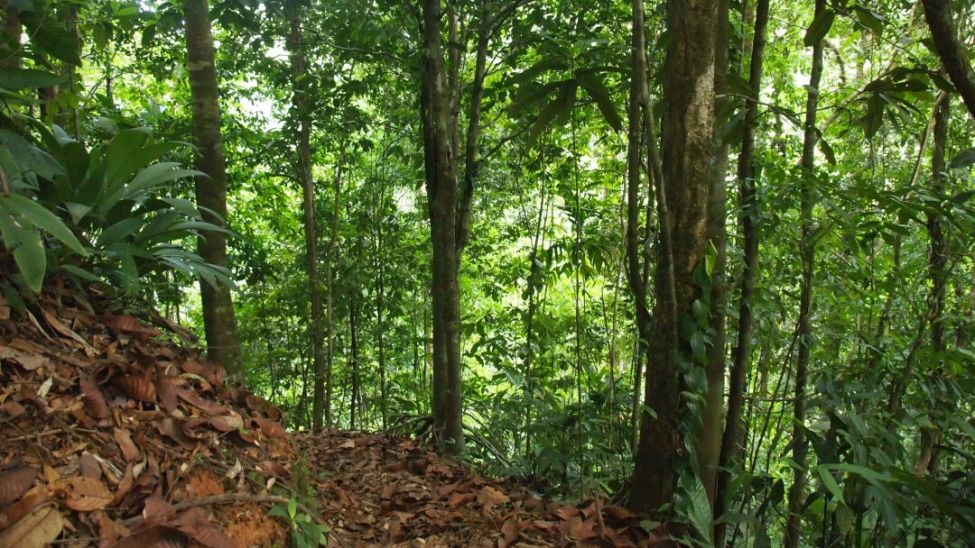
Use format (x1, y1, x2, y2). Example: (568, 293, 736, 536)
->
(1, 0, 974, 545)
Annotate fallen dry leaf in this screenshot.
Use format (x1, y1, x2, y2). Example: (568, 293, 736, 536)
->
(64, 475, 113, 511)
(114, 374, 157, 403)
(79, 376, 110, 420)
(0, 345, 50, 370)
(0, 503, 64, 548)
(0, 466, 36, 506)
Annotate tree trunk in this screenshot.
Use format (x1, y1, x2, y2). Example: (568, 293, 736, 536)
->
(698, 0, 731, 504)
(418, 0, 492, 454)
(714, 0, 770, 543)
(785, 1, 828, 544)
(324, 142, 346, 428)
(184, 0, 242, 376)
(286, 2, 326, 431)
(624, 0, 652, 466)
(917, 94, 949, 476)
(0, 0, 20, 71)
(629, 0, 717, 513)
(350, 292, 361, 430)
(921, 0, 975, 119)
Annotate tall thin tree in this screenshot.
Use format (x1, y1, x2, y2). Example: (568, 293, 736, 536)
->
(184, 0, 243, 375)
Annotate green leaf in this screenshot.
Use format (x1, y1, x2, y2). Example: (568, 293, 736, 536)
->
(0, 130, 65, 180)
(949, 148, 975, 170)
(803, 9, 835, 47)
(0, 68, 66, 90)
(816, 465, 845, 504)
(576, 71, 622, 132)
(527, 80, 577, 143)
(852, 6, 885, 35)
(3, 193, 86, 255)
(0, 208, 46, 292)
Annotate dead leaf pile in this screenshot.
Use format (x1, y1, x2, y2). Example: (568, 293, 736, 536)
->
(0, 280, 289, 547)
(295, 431, 673, 547)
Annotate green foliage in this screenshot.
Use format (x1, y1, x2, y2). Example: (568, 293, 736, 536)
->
(268, 499, 329, 548)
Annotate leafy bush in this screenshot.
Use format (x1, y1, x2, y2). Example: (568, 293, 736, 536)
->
(0, 118, 230, 294)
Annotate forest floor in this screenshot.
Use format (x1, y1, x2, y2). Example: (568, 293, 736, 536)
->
(0, 280, 662, 547)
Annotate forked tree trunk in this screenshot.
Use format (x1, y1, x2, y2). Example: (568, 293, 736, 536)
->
(714, 0, 770, 543)
(785, 0, 828, 544)
(418, 0, 492, 454)
(629, 0, 717, 513)
(184, 0, 242, 376)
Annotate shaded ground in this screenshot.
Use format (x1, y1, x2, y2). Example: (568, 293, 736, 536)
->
(0, 279, 666, 546)
(295, 430, 662, 546)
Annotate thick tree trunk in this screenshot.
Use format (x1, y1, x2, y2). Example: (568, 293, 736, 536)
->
(420, 0, 464, 452)
(184, 0, 242, 376)
(286, 3, 326, 431)
(629, 0, 717, 513)
(785, 0, 827, 544)
(418, 0, 492, 454)
(0, 0, 20, 71)
(921, 0, 975, 119)
(698, 0, 731, 504)
(714, 0, 770, 543)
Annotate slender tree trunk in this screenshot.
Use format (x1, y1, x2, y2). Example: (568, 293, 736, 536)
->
(714, 0, 770, 542)
(286, 2, 326, 430)
(916, 94, 950, 475)
(624, 0, 652, 465)
(630, 0, 717, 513)
(699, 0, 731, 504)
(785, 1, 828, 544)
(375, 202, 389, 431)
(921, 0, 975, 119)
(349, 293, 361, 430)
(324, 142, 346, 428)
(184, 0, 242, 376)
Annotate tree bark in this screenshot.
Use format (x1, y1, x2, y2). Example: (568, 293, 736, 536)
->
(184, 0, 242, 376)
(629, 0, 717, 513)
(0, 0, 20, 71)
(921, 0, 975, 119)
(714, 0, 770, 542)
(324, 142, 346, 428)
(785, 1, 828, 545)
(417, 0, 493, 454)
(698, 0, 731, 505)
(286, 2, 326, 431)
(917, 94, 949, 476)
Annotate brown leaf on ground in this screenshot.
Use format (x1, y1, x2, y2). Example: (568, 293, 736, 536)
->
(0, 503, 64, 548)
(115, 374, 157, 403)
(156, 373, 179, 412)
(40, 307, 96, 356)
(0, 489, 48, 533)
(0, 466, 36, 506)
(79, 376, 110, 419)
(113, 428, 142, 462)
(63, 475, 113, 511)
(0, 344, 50, 370)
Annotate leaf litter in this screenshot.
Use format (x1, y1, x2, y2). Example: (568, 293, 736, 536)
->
(0, 277, 668, 546)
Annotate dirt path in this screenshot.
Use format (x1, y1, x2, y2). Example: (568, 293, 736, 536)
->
(295, 431, 660, 547)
